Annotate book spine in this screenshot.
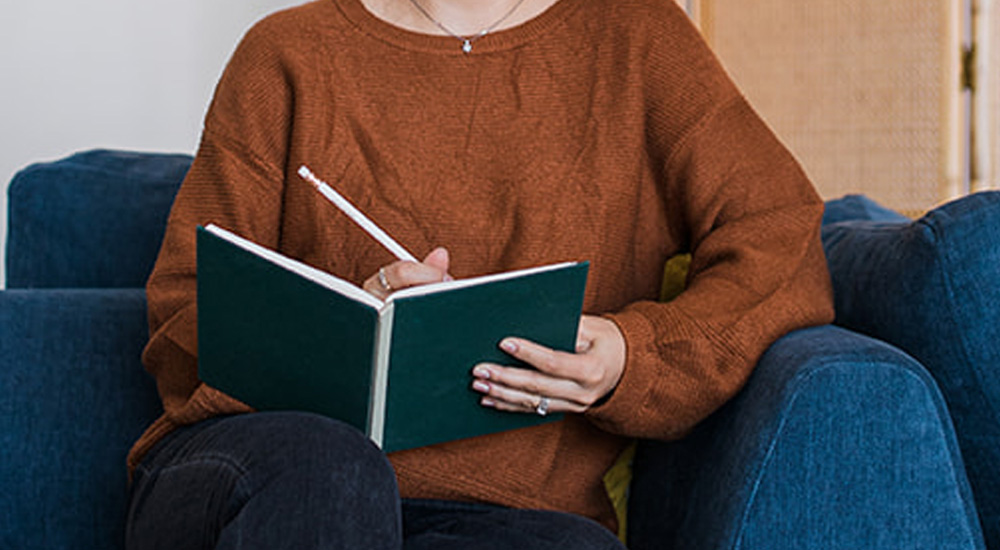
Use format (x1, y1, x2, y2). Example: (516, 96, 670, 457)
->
(368, 303, 395, 448)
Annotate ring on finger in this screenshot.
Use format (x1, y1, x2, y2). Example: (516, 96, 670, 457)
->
(535, 396, 551, 417)
(377, 267, 393, 293)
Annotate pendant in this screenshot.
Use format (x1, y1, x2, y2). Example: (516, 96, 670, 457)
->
(462, 39, 473, 54)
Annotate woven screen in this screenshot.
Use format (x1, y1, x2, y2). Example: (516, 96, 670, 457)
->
(982, 0, 1000, 191)
(695, 0, 966, 216)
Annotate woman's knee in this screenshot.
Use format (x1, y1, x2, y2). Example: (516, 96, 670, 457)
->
(229, 412, 396, 491)
(138, 412, 399, 510)
(127, 412, 402, 549)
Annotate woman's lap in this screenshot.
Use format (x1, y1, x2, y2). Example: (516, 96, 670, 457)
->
(126, 412, 623, 550)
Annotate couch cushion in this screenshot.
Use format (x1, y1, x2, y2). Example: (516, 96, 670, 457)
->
(822, 191, 1000, 548)
(0, 289, 161, 550)
(822, 193, 911, 225)
(6, 149, 191, 288)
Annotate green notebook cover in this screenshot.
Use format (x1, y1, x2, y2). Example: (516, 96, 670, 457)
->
(196, 225, 589, 452)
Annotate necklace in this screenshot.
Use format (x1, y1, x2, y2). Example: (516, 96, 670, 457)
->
(406, 0, 529, 54)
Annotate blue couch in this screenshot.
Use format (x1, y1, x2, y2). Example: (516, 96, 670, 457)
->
(1, 149, 994, 549)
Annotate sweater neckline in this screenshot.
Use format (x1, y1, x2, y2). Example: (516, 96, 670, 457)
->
(334, 0, 580, 55)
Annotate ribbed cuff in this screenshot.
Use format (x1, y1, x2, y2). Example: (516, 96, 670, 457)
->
(584, 308, 660, 435)
(172, 383, 254, 425)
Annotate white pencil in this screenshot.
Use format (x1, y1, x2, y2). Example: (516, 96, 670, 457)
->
(297, 165, 419, 263)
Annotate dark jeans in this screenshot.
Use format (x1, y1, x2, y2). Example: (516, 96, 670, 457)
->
(126, 412, 625, 550)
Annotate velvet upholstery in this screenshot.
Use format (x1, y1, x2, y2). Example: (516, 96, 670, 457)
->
(0, 289, 161, 549)
(823, 190, 1000, 548)
(629, 326, 983, 549)
(6, 149, 188, 288)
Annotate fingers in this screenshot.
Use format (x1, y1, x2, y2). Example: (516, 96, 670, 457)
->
(422, 247, 451, 275)
(472, 360, 595, 413)
(499, 338, 600, 383)
(575, 316, 597, 352)
(362, 247, 452, 299)
(471, 316, 626, 415)
(481, 390, 583, 416)
(473, 370, 588, 415)
(362, 268, 394, 300)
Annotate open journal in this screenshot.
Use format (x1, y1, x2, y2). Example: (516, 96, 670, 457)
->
(196, 224, 589, 452)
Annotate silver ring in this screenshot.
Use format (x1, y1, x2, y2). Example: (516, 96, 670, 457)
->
(377, 267, 393, 292)
(535, 396, 550, 417)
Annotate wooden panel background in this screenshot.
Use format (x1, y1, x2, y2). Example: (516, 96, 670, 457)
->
(690, 0, 967, 216)
(976, 0, 1000, 191)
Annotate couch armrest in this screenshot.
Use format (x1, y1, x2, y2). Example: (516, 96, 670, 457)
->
(628, 325, 985, 550)
(822, 191, 1000, 547)
(0, 289, 162, 550)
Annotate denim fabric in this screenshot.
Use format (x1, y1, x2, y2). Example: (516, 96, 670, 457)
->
(126, 412, 625, 550)
(6, 149, 190, 288)
(628, 326, 985, 550)
(0, 289, 162, 550)
(822, 191, 1000, 548)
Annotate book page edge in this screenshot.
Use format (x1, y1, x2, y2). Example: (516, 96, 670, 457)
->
(386, 261, 581, 302)
(367, 303, 394, 448)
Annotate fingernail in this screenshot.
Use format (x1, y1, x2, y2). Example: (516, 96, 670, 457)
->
(500, 339, 518, 353)
(472, 380, 490, 393)
(472, 366, 490, 379)
(444, 274, 454, 282)
(481, 398, 496, 408)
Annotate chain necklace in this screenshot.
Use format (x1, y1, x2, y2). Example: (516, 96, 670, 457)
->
(406, 0, 529, 54)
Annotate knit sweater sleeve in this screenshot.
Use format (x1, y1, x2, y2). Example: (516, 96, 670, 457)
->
(140, 16, 294, 430)
(586, 9, 835, 440)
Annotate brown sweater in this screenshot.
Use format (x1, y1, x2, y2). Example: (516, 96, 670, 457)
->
(129, 0, 834, 531)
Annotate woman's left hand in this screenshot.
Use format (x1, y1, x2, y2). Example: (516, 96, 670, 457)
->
(471, 315, 626, 415)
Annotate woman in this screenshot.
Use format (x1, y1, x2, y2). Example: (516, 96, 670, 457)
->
(125, 0, 834, 548)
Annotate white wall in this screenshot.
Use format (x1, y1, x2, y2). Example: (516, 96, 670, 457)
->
(0, 0, 304, 288)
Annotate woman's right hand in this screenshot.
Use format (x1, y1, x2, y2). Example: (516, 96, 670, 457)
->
(362, 247, 452, 300)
